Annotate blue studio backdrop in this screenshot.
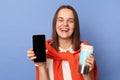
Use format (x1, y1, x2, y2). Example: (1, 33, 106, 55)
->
(0, 0, 120, 80)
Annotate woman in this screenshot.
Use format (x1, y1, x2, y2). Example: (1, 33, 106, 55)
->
(27, 5, 98, 80)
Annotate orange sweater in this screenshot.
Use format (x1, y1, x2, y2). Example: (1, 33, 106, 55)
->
(36, 40, 98, 80)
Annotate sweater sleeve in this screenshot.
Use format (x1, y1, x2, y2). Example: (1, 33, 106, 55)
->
(35, 66, 40, 80)
(94, 61, 98, 80)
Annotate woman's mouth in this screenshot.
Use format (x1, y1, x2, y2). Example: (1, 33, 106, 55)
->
(60, 28, 69, 32)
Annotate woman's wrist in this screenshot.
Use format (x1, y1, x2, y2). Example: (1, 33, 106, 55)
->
(37, 62, 49, 80)
(83, 70, 94, 80)
(35, 62, 47, 67)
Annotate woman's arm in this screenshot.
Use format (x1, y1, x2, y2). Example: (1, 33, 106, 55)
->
(37, 63, 50, 80)
(27, 48, 50, 80)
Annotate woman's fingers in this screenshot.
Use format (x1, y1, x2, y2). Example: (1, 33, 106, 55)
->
(27, 51, 34, 56)
(85, 55, 95, 71)
(30, 56, 37, 60)
(27, 48, 36, 60)
(27, 48, 47, 67)
(86, 55, 94, 64)
(29, 48, 33, 50)
(46, 49, 48, 53)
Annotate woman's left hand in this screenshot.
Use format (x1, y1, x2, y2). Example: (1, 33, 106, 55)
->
(85, 54, 95, 72)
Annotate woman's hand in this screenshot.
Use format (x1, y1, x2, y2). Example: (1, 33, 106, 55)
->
(83, 54, 95, 80)
(85, 54, 95, 72)
(27, 48, 36, 61)
(27, 48, 49, 80)
(27, 48, 46, 66)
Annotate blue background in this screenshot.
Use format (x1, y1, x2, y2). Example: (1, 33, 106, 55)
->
(0, 0, 120, 80)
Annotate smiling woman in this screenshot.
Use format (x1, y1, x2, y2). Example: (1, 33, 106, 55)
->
(27, 5, 98, 80)
(56, 8, 75, 42)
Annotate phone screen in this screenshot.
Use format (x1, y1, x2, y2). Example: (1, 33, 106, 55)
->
(32, 35, 46, 62)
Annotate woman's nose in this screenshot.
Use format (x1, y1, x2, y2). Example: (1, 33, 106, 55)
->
(63, 21, 68, 26)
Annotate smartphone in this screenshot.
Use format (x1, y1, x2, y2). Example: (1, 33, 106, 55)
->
(32, 34, 46, 62)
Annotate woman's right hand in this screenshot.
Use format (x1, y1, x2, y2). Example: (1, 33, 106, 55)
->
(27, 48, 47, 66)
(27, 48, 36, 62)
(27, 48, 49, 80)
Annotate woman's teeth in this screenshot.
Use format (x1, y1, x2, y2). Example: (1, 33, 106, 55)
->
(61, 28, 69, 32)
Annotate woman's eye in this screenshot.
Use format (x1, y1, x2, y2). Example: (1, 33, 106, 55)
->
(58, 19, 63, 22)
(68, 20, 74, 23)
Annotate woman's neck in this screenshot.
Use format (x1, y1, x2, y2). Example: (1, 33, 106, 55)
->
(59, 38, 72, 50)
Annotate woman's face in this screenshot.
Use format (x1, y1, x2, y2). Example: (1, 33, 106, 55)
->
(56, 8, 75, 40)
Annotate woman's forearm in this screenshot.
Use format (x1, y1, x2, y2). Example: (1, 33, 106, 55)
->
(38, 65, 50, 80)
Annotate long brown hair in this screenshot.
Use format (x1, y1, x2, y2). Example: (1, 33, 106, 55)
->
(52, 5, 80, 51)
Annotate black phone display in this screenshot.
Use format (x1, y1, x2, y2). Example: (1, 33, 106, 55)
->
(32, 35, 46, 62)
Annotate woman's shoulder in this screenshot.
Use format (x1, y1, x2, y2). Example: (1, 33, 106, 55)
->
(46, 39, 53, 44)
(80, 41, 90, 45)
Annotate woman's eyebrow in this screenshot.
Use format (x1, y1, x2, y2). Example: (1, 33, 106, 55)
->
(68, 18, 74, 20)
(57, 17, 63, 19)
